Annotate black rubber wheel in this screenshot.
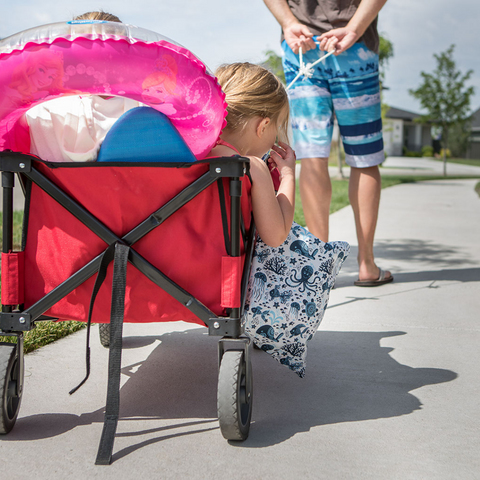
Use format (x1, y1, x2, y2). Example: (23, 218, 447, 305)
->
(217, 350, 252, 441)
(0, 342, 23, 434)
(98, 323, 110, 348)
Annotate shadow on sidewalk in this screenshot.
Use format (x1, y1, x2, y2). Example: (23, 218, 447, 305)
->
(334, 240, 479, 287)
(244, 330, 456, 447)
(4, 328, 457, 458)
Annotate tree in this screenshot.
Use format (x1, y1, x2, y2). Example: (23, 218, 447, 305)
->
(262, 49, 286, 84)
(448, 121, 471, 158)
(378, 34, 394, 124)
(378, 33, 394, 85)
(409, 45, 475, 176)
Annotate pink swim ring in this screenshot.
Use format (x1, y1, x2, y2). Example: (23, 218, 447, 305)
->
(0, 20, 227, 159)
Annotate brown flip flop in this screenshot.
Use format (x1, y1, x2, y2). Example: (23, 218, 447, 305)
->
(354, 268, 394, 287)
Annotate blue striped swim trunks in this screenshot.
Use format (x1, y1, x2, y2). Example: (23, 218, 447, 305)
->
(282, 41, 385, 168)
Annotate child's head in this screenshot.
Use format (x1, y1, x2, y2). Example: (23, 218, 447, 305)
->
(215, 62, 289, 143)
(74, 11, 121, 22)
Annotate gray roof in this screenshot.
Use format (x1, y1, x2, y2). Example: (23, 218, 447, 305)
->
(470, 107, 480, 129)
(385, 106, 421, 121)
(386, 105, 480, 129)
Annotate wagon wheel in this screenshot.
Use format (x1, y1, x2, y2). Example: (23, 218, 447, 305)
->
(98, 324, 110, 348)
(217, 350, 252, 441)
(0, 343, 23, 434)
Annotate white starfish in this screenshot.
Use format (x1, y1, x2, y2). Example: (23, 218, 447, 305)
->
(286, 47, 336, 91)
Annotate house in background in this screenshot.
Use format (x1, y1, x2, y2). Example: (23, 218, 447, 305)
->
(383, 106, 432, 156)
(466, 107, 480, 159)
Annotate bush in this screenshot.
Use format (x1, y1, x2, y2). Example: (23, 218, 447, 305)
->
(421, 145, 434, 157)
(403, 147, 422, 157)
(439, 148, 452, 158)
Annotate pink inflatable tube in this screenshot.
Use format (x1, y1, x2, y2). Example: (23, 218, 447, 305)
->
(0, 20, 227, 158)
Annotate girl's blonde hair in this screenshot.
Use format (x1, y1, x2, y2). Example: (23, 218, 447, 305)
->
(74, 11, 121, 22)
(215, 62, 289, 142)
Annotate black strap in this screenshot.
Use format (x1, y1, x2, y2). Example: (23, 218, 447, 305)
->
(217, 178, 248, 253)
(217, 179, 231, 255)
(69, 242, 117, 395)
(95, 242, 129, 465)
(240, 213, 247, 247)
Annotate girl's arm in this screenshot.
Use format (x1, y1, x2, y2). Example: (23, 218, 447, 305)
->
(250, 142, 296, 247)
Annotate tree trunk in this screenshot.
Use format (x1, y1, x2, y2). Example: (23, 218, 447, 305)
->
(442, 127, 448, 177)
(337, 137, 344, 179)
(335, 118, 344, 179)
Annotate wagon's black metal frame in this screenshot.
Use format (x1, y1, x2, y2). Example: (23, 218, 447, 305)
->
(1, 151, 255, 339)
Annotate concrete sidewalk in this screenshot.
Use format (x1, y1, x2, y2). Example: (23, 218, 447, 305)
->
(328, 155, 480, 178)
(1, 178, 480, 478)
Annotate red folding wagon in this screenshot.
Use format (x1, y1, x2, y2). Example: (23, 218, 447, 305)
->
(0, 21, 255, 464)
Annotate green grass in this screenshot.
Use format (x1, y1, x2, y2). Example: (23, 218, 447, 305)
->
(1, 320, 86, 354)
(293, 174, 472, 227)
(0, 211, 24, 251)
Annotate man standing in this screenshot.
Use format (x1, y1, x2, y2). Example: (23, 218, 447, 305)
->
(264, 0, 393, 286)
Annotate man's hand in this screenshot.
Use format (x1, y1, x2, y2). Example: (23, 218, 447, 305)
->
(318, 27, 359, 55)
(263, 0, 317, 54)
(284, 23, 316, 54)
(319, 0, 388, 55)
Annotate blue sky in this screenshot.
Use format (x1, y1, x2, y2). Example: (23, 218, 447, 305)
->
(2, 0, 479, 114)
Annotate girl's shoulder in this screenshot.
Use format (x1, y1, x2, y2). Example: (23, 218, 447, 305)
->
(207, 143, 237, 158)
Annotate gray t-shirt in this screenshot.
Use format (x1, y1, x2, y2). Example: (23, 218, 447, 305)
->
(283, 0, 379, 53)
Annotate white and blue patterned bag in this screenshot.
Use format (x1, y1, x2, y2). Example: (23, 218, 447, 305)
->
(244, 222, 350, 378)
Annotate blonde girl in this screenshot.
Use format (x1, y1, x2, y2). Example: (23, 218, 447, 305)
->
(208, 62, 296, 248)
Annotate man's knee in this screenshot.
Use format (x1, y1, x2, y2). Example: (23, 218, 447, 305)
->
(351, 165, 380, 175)
(300, 157, 330, 176)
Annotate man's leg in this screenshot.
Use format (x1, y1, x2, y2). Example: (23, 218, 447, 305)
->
(299, 157, 331, 242)
(330, 43, 393, 284)
(281, 40, 334, 242)
(349, 165, 391, 281)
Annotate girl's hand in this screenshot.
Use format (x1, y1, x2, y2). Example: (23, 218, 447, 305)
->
(268, 141, 296, 176)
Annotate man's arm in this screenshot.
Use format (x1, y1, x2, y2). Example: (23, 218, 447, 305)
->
(319, 0, 388, 54)
(263, 0, 316, 54)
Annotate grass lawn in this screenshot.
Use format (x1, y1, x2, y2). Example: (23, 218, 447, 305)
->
(1, 173, 473, 353)
(293, 174, 458, 227)
(0, 320, 87, 354)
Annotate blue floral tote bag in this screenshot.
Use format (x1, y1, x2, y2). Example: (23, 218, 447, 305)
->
(244, 222, 350, 377)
